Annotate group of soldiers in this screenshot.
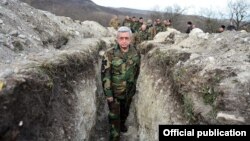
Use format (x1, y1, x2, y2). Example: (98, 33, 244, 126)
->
(109, 15, 172, 46)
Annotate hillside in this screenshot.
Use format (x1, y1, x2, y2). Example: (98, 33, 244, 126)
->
(19, 0, 226, 32)
(20, 0, 149, 26)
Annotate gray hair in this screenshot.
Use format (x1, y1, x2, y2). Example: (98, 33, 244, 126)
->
(116, 26, 132, 38)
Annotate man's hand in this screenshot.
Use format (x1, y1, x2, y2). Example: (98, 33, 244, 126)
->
(107, 96, 114, 102)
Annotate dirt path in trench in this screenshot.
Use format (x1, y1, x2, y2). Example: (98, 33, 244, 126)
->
(89, 95, 139, 141)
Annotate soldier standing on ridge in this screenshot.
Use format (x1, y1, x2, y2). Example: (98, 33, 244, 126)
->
(133, 24, 149, 46)
(132, 17, 144, 33)
(153, 18, 164, 37)
(217, 25, 226, 33)
(163, 19, 172, 31)
(122, 15, 132, 28)
(146, 19, 155, 40)
(186, 21, 193, 33)
(130, 16, 137, 33)
(101, 26, 141, 141)
(109, 15, 121, 30)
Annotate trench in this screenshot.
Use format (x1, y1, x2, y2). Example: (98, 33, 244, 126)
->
(0, 39, 140, 141)
(88, 58, 109, 141)
(2, 33, 248, 141)
(0, 42, 225, 141)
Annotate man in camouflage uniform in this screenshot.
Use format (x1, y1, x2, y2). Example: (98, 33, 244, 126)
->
(122, 16, 132, 28)
(132, 17, 144, 33)
(133, 24, 149, 46)
(101, 26, 141, 141)
(186, 21, 193, 33)
(130, 16, 137, 33)
(109, 15, 121, 30)
(163, 19, 172, 31)
(154, 18, 165, 35)
(146, 19, 155, 40)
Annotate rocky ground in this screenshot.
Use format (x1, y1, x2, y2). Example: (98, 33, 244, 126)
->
(0, 0, 116, 140)
(0, 0, 250, 141)
(135, 28, 250, 140)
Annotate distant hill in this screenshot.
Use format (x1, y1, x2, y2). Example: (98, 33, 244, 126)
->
(20, 0, 234, 32)
(20, 0, 150, 26)
(116, 7, 153, 15)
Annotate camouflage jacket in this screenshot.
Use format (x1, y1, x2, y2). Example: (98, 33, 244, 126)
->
(101, 44, 141, 98)
(122, 19, 132, 27)
(133, 30, 149, 46)
(155, 24, 165, 34)
(132, 22, 143, 33)
(109, 19, 120, 30)
(147, 26, 155, 40)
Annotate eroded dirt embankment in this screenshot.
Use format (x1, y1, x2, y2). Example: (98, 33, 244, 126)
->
(133, 30, 250, 140)
(0, 38, 115, 141)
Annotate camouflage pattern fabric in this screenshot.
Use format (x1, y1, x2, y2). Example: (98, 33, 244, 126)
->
(122, 19, 132, 28)
(132, 22, 143, 33)
(107, 97, 133, 141)
(155, 24, 165, 34)
(147, 26, 155, 40)
(130, 21, 139, 33)
(101, 44, 140, 140)
(108, 99, 120, 141)
(109, 18, 121, 30)
(133, 30, 149, 46)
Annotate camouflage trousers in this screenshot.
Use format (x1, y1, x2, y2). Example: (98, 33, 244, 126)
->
(107, 96, 133, 141)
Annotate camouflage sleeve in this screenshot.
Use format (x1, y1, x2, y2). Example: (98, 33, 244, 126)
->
(101, 52, 113, 97)
(132, 23, 138, 33)
(127, 51, 141, 97)
(133, 33, 139, 46)
(109, 19, 113, 27)
(148, 27, 156, 40)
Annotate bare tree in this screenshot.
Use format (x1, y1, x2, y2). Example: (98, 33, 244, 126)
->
(198, 8, 223, 33)
(163, 4, 187, 28)
(149, 6, 162, 21)
(228, 0, 250, 30)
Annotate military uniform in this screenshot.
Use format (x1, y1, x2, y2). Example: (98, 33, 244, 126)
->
(132, 21, 143, 33)
(147, 26, 155, 40)
(130, 20, 138, 33)
(133, 30, 149, 46)
(101, 44, 140, 141)
(155, 23, 165, 34)
(146, 23, 155, 40)
(109, 18, 121, 30)
(122, 19, 132, 28)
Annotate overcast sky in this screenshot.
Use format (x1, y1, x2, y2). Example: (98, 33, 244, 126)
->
(92, 0, 249, 15)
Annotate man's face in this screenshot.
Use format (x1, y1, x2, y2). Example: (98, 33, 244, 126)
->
(141, 25, 147, 31)
(218, 27, 224, 32)
(117, 32, 131, 52)
(156, 19, 161, 25)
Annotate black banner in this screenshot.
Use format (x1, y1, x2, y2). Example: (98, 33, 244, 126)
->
(159, 125, 250, 140)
